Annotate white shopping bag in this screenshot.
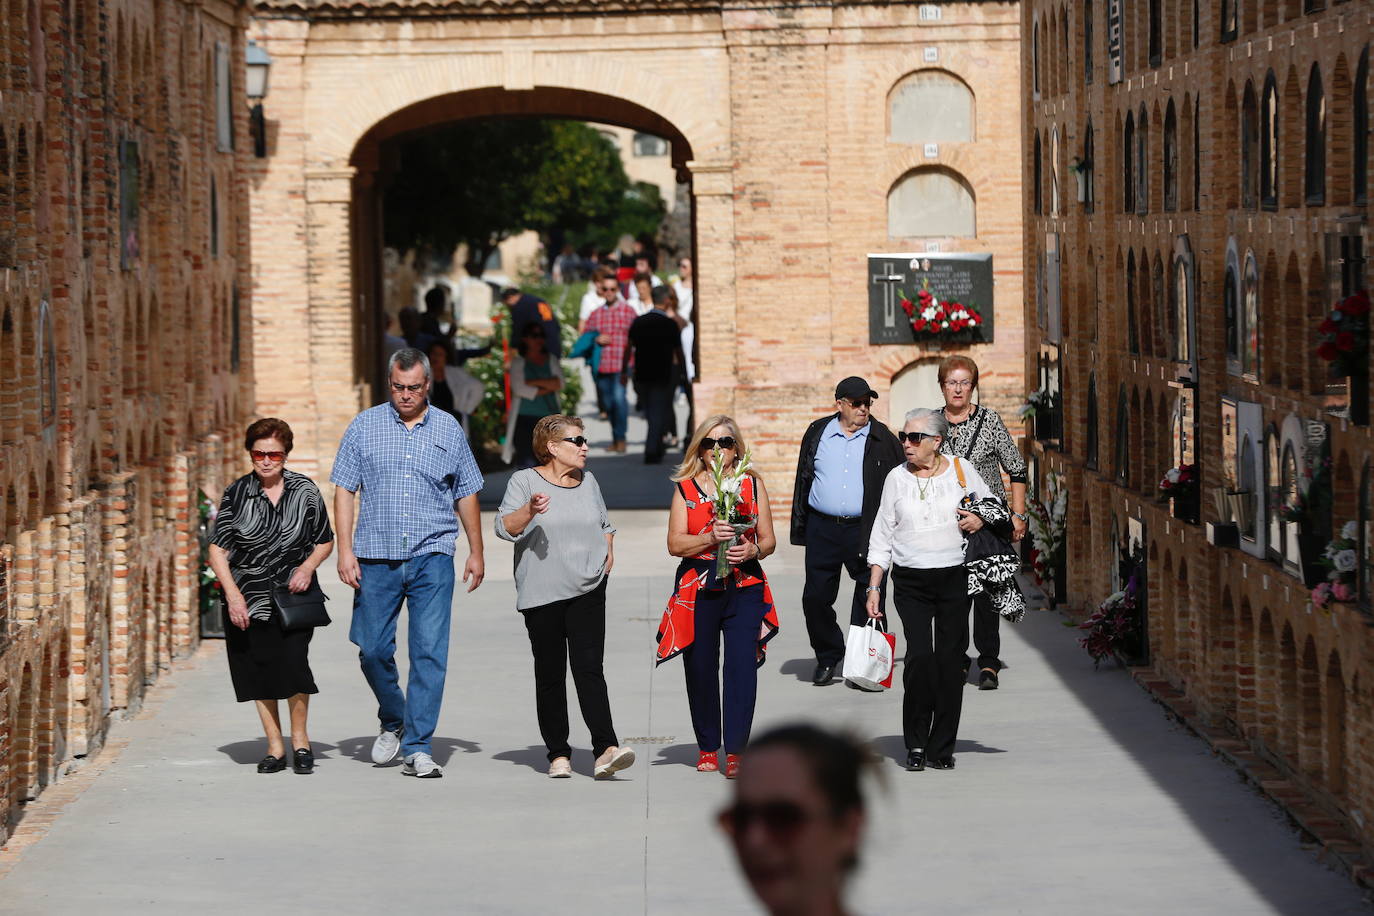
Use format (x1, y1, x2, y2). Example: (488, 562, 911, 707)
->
(842, 619, 896, 691)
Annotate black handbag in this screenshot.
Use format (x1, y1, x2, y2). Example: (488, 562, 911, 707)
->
(273, 576, 331, 631)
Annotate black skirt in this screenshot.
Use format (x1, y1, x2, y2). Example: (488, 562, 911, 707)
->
(223, 612, 318, 702)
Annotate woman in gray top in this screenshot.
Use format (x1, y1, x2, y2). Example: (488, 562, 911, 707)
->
(495, 414, 636, 779)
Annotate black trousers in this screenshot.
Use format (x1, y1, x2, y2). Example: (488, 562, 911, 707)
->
(513, 414, 540, 469)
(640, 383, 675, 463)
(802, 513, 886, 668)
(891, 564, 969, 760)
(972, 592, 1003, 671)
(520, 578, 618, 761)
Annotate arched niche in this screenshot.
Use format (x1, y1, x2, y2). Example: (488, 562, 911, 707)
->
(888, 69, 975, 144)
(887, 167, 976, 238)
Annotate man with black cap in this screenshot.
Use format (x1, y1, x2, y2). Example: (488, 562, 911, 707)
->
(500, 287, 561, 358)
(791, 377, 905, 686)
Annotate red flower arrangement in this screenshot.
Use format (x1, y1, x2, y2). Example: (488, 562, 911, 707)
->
(899, 288, 986, 341)
(1315, 289, 1370, 376)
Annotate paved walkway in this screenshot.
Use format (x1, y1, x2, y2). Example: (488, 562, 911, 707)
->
(0, 508, 1369, 914)
(1, 386, 1369, 914)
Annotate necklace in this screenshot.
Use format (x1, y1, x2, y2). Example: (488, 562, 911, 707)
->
(912, 457, 942, 500)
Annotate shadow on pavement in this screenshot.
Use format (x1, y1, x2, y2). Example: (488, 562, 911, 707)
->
(777, 658, 820, 682)
(869, 735, 1007, 764)
(215, 739, 342, 764)
(492, 745, 551, 774)
(334, 735, 481, 766)
(651, 743, 704, 768)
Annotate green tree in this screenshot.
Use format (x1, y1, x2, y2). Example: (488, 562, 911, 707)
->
(383, 119, 631, 276)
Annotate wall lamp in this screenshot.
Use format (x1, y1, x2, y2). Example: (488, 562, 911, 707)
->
(246, 40, 272, 158)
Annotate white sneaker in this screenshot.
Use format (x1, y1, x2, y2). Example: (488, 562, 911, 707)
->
(594, 746, 636, 779)
(371, 729, 402, 765)
(402, 752, 443, 778)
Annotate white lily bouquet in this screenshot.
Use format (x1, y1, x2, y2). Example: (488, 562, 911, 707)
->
(708, 447, 756, 579)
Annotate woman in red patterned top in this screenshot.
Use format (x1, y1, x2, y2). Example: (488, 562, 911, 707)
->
(657, 416, 779, 779)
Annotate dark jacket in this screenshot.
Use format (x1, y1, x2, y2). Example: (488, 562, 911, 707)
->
(790, 414, 904, 552)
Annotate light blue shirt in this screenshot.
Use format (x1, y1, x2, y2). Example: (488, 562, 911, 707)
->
(808, 417, 868, 518)
(330, 402, 484, 560)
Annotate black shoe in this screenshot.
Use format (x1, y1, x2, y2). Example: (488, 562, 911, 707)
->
(978, 668, 1000, 690)
(929, 756, 956, 770)
(812, 664, 836, 686)
(905, 749, 926, 771)
(292, 747, 315, 774)
(257, 754, 286, 773)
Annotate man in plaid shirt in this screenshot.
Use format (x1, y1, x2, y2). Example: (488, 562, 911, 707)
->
(332, 347, 485, 779)
(584, 275, 638, 452)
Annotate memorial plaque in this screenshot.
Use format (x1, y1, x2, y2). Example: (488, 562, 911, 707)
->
(867, 252, 994, 345)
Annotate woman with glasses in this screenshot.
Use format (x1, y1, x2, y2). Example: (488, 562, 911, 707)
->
(719, 724, 870, 916)
(865, 408, 993, 772)
(502, 320, 564, 469)
(495, 414, 635, 779)
(658, 416, 779, 779)
(208, 418, 334, 775)
(936, 355, 1028, 690)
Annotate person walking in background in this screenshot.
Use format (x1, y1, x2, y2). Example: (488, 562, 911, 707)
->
(672, 257, 694, 326)
(500, 286, 561, 358)
(866, 408, 991, 772)
(578, 266, 616, 420)
(209, 418, 334, 775)
(658, 417, 779, 779)
(494, 415, 635, 780)
(503, 321, 564, 469)
(627, 286, 683, 465)
(719, 724, 870, 916)
(791, 377, 904, 687)
(332, 348, 486, 780)
(584, 274, 637, 453)
(418, 287, 451, 353)
(626, 259, 663, 314)
(936, 355, 1028, 691)
(425, 340, 487, 437)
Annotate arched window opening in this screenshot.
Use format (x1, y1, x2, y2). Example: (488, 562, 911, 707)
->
(1126, 249, 1140, 354)
(1242, 81, 1259, 209)
(1305, 63, 1326, 205)
(887, 168, 977, 238)
(1136, 105, 1149, 214)
(1086, 372, 1099, 469)
(1221, 0, 1238, 42)
(1051, 126, 1062, 215)
(889, 70, 975, 144)
(209, 176, 219, 257)
(1173, 236, 1194, 364)
(1164, 100, 1179, 211)
(1084, 0, 1094, 84)
(1150, 253, 1166, 358)
(1033, 20, 1042, 98)
(1239, 433, 1259, 541)
(1261, 71, 1279, 209)
(1115, 385, 1130, 486)
(1242, 249, 1260, 379)
(1356, 49, 1369, 204)
(1360, 460, 1372, 607)
(0, 127, 12, 268)
(1083, 117, 1096, 213)
(1265, 426, 1282, 562)
(1033, 131, 1043, 215)
(1225, 262, 1241, 370)
(1124, 112, 1136, 212)
(1194, 96, 1202, 210)
(1149, 0, 1162, 67)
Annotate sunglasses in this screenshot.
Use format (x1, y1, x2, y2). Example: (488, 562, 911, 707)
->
(843, 398, 873, 409)
(700, 436, 737, 451)
(250, 450, 286, 462)
(718, 801, 818, 840)
(899, 432, 938, 445)
(559, 436, 588, 447)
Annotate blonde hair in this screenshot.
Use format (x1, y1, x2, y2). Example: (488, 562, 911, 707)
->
(532, 414, 584, 464)
(671, 415, 760, 483)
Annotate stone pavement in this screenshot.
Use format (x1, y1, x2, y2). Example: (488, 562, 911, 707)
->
(0, 507, 1370, 915)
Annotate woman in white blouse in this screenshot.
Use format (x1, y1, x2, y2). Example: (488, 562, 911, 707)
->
(864, 408, 990, 773)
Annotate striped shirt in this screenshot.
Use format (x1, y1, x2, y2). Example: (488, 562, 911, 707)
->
(584, 301, 637, 374)
(212, 470, 334, 621)
(330, 402, 484, 560)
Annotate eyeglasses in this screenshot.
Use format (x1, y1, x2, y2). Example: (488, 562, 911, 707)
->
(250, 450, 286, 462)
(391, 382, 425, 393)
(717, 801, 818, 840)
(700, 436, 737, 451)
(942, 379, 975, 390)
(842, 398, 873, 409)
(899, 432, 938, 444)
(600, 285, 620, 293)
(559, 436, 588, 447)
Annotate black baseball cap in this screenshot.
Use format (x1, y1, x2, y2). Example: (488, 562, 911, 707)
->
(834, 377, 878, 401)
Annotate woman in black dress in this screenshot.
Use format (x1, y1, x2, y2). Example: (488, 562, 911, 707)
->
(208, 418, 334, 774)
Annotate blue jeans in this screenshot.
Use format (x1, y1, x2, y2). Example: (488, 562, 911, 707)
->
(594, 373, 628, 444)
(350, 553, 455, 757)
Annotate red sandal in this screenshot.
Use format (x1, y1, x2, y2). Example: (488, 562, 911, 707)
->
(725, 754, 741, 779)
(697, 751, 719, 772)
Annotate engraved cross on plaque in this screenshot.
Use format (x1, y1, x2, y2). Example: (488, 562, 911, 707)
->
(871, 261, 903, 328)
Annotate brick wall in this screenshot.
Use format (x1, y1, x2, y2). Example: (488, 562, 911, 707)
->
(1024, 0, 1374, 856)
(0, 0, 254, 842)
